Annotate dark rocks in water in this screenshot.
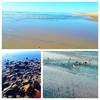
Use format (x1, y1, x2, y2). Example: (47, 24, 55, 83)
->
(2, 76, 7, 83)
(16, 72, 23, 77)
(73, 61, 88, 67)
(14, 64, 20, 68)
(18, 65, 25, 69)
(73, 61, 79, 66)
(10, 77, 16, 81)
(3, 85, 19, 98)
(18, 89, 25, 97)
(2, 82, 10, 90)
(26, 85, 36, 98)
(7, 75, 14, 79)
(14, 69, 20, 73)
(83, 61, 88, 65)
(78, 62, 82, 66)
(34, 81, 41, 91)
(24, 61, 29, 66)
(2, 58, 41, 98)
(26, 72, 31, 75)
(25, 66, 30, 70)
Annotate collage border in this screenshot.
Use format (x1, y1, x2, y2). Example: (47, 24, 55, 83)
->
(0, 0, 99, 99)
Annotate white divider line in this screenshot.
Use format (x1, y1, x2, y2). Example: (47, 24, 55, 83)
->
(0, 1, 2, 99)
(41, 50, 43, 99)
(1, 0, 98, 2)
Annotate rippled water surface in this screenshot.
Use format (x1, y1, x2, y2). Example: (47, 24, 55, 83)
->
(43, 52, 98, 98)
(2, 12, 98, 49)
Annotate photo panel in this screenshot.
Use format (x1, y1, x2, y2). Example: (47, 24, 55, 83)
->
(2, 2, 98, 49)
(43, 51, 98, 98)
(2, 50, 41, 98)
(1, 0, 99, 99)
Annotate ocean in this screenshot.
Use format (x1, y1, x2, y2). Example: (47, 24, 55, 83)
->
(43, 51, 98, 98)
(2, 12, 98, 49)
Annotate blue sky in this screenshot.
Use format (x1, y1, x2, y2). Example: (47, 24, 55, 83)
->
(3, 2, 98, 13)
(3, 51, 41, 60)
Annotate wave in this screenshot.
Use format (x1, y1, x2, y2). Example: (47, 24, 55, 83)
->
(44, 59, 97, 67)
(43, 58, 98, 79)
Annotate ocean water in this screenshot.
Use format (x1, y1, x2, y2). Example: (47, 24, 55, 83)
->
(2, 51, 41, 72)
(43, 52, 98, 98)
(2, 51, 41, 62)
(2, 12, 98, 49)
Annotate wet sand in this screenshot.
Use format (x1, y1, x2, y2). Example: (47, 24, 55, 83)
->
(2, 32, 97, 49)
(43, 51, 98, 98)
(43, 65, 98, 98)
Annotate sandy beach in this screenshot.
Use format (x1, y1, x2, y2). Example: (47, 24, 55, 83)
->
(74, 12, 98, 21)
(43, 51, 98, 98)
(2, 2, 98, 49)
(44, 65, 98, 98)
(2, 32, 97, 49)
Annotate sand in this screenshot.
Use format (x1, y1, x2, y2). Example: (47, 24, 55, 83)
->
(43, 65, 98, 98)
(74, 12, 98, 21)
(2, 32, 97, 49)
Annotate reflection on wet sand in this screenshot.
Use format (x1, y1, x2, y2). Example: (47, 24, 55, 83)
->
(3, 31, 97, 49)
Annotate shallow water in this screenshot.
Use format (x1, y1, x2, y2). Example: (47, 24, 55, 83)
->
(43, 65, 98, 98)
(2, 51, 41, 77)
(2, 12, 98, 49)
(2, 51, 41, 66)
(43, 52, 98, 98)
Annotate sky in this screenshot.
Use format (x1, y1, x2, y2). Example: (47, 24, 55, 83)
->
(3, 2, 98, 13)
(2, 51, 41, 61)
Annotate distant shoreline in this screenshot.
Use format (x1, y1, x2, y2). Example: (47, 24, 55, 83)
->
(74, 12, 98, 21)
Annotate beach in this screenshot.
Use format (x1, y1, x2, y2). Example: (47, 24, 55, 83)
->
(75, 12, 98, 21)
(2, 2, 98, 49)
(43, 51, 98, 98)
(2, 31, 97, 49)
(2, 12, 98, 49)
(44, 65, 98, 98)
(2, 51, 41, 98)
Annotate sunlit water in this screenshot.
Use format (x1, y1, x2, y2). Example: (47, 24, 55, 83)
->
(43, 52, 98, 98)
(2, 51, 41, 61)
(2, 12, 98, 49)
(2, 51, 41, 68)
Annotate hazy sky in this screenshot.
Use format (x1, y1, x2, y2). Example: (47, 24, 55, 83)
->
(2, 51, 41, 61)
(3, 2, 98, 13)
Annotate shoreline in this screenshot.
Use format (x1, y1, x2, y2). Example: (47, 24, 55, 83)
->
(2, 36, 98, 49)
(74, 12, 98, 22)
